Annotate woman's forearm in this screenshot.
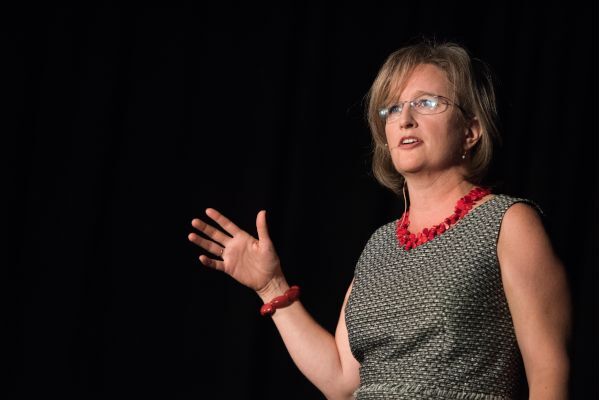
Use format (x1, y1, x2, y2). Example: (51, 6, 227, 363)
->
(257, 277, 355, 400)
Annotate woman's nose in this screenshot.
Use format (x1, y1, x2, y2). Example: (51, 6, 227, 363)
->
(397, 104, 417, 129)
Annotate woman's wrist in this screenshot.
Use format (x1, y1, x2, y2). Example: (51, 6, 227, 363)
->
(256, 275, 290, 303)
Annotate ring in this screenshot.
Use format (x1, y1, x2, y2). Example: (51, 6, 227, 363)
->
(220, 248, 224, 257)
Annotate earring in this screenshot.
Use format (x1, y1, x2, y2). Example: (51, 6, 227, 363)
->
(461, 151, 466, 160)
(384, 143, 388, 147)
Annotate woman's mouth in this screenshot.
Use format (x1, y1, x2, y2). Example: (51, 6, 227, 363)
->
(398, 137, 422, 149)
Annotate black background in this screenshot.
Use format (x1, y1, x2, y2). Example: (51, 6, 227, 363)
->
(8, 3, 598, 399)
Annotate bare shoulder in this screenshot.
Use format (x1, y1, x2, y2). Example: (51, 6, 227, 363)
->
(502, 201, 543, 229)
(497, 200, 561, 282)
(498, 201, 547, 249)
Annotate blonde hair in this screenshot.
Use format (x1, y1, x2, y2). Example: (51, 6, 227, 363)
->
(366, 39, 500, 196)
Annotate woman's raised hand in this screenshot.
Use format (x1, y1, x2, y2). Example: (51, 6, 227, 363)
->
(188, 208, 283, 293)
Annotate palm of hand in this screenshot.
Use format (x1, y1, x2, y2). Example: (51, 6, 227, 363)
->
(188, 208, 281, 292)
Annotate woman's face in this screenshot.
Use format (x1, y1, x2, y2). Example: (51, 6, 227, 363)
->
(384, 63, 466, 177)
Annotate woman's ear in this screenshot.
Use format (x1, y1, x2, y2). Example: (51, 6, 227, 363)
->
(464, 117, 482, 151)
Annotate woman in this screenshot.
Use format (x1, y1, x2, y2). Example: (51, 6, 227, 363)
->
(187, 41, 572, 399)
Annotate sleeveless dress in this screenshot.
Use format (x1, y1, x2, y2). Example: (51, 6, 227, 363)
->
(345, 194, 541, 400)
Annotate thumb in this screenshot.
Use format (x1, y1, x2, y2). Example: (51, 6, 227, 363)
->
(256, 210, 271, 242)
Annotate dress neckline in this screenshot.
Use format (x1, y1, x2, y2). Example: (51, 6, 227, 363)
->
(396, 193, 498, 251)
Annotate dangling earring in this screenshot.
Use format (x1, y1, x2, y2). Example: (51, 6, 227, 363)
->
(461, 151, 467, 160)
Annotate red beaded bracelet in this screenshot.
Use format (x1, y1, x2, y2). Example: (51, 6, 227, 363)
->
(260, 285, 301, 316)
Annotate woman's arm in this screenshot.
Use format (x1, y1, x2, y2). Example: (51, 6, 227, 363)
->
(189, 209, 360, 399)
(257, 278, 360, 400)
(497, 203, 572, 400)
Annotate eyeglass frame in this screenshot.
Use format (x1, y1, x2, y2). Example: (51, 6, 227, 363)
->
(378, 94, 471, 122)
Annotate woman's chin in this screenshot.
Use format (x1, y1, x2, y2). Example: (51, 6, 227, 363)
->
(393, 163, 423, 174)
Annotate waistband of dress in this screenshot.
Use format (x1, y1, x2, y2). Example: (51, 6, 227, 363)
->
(353, 383, 513, 400)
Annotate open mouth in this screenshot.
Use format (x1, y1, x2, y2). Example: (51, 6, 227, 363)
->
(398, 137, 422, 148)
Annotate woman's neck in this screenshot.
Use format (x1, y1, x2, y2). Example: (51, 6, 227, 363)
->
(403, 172, 475, 230)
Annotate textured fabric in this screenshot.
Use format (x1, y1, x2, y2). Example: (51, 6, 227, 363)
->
(345, 194, 541, 400)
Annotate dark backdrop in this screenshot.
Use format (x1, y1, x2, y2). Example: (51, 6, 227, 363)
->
(8, 4, 598, 399)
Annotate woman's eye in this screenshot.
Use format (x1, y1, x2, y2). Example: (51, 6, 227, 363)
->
(389, 105, 402, 114)
(416, 98, 438, 109)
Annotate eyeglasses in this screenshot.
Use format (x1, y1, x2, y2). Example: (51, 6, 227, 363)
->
(378, 94, 467, 123)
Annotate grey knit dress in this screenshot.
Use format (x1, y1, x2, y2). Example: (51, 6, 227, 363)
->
(345, 194, 540, 400)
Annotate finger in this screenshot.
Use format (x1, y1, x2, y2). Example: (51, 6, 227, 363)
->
(191, 218, 232, 245)
(205, 208, 242, 236)
(199, 255, 224, 272)
(188, 233, 225, 257)
(256, 210, 271, 243)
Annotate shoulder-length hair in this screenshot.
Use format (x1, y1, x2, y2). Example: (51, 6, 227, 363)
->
(366, 40, 501, 196)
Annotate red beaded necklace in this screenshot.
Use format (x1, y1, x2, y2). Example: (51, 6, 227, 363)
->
(396, 186, 491, 251)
